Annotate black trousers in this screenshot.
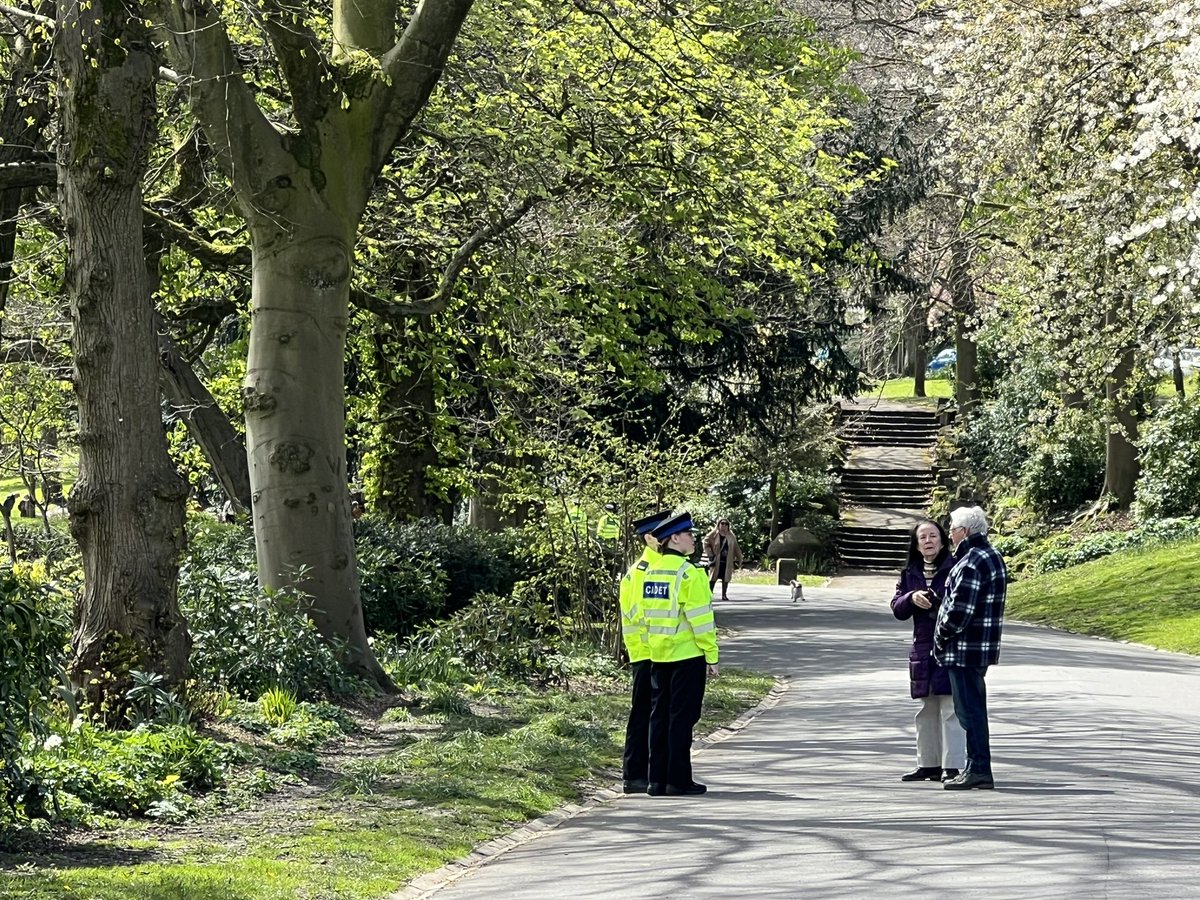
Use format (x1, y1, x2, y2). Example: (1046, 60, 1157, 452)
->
(648, 656, 707, 788)
(622, 660, 652, 782)
(947, 665, 992, 774)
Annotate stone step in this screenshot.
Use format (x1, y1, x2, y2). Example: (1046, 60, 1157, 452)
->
(840, 495, 931, 508)
(839, 475, 934, 488)
(838, 484, 933, 497)
(841, 407, 941, 420)
(843, 416, 940, 428)
(847, 437, 937, 448)
(836, 532, 910, 548)
(836, 546, 908, 570)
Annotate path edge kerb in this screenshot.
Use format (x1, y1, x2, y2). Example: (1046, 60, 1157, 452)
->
(389, 676, 792, 900)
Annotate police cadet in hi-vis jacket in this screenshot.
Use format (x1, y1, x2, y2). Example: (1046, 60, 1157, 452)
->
(643, 511, 719, 796)
(617, 510, 672, 794)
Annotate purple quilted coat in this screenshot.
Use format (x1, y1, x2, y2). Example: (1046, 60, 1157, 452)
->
(891, 558, 955, 699)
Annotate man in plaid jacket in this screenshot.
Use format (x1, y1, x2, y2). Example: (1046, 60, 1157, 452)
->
(933, 505, 1008, 791)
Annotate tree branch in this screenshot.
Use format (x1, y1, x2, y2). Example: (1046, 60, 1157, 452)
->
(370, 0, 475, 174)
(0, 2, 52, 26)
(154, 0, 291, 205)
(351, 193, 540, 319)
(1, 337, 69, 368)
(0, 158, 54, 190)
(253, 0, 331, 139)
(143, 207, 251, 269)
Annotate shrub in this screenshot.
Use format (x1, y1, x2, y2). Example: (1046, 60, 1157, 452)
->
(698, 470, 837, 563)
(227, 698, 351, 750)
(259, 687, 299, 726)
(383, 585, 564, 685)
(1031, 517, 1200, 574)
(31, 723, 227, 819)
(356, 539, 448, 636)
(355, 518, 530, 631)
(960, 363, 1058, 481)
(0, 571, 70, 817)
(180, 560, 355, 700)
(1021, 410, 1104, 512)
(1136, 397, 1200, 518)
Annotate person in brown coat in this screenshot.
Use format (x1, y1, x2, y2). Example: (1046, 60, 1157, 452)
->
(702, 518, 743, 600)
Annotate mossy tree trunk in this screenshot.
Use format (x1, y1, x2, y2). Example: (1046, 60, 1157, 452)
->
(155, 0, 475, 688)
(57, 0, 191, 704)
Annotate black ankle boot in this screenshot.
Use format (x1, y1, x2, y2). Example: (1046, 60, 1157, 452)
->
(900, 766, 942, 782)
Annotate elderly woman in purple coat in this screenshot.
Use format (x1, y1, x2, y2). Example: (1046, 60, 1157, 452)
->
(891, 519, 965, 783)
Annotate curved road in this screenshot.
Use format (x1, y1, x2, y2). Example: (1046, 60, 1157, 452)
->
(401, 577, 1200, 899)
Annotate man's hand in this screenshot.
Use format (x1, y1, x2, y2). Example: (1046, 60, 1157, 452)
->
(707, 664, 720, 678)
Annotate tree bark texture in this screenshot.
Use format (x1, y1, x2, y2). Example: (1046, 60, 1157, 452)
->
(57, 0, 191, 701)
(906, 298, 927, 398)
(243, 216, 389, 684)
(1102, 338, 1139, 508)
(157, 320, 253, 510)
(155, 0, 474, 690)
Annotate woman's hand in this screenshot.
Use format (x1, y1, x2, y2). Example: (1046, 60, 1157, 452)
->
(912, 590, 933, 610)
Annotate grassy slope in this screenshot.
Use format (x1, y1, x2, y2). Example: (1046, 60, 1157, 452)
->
(1007, 537, 1200, 654)
(0, 670, 773, 899)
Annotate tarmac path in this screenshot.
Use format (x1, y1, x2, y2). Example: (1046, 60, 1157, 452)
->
(402, 577, 1200, 899)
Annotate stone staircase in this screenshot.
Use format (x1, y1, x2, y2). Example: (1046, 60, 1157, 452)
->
(834, 402, 945, 571)
(840, 408, 941, 447)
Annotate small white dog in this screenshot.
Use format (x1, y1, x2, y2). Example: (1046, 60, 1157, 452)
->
(789, 580, 805, 603)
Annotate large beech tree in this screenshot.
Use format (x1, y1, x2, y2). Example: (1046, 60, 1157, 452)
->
(153, 0, 474, 686)
(56, 0, 191, 697)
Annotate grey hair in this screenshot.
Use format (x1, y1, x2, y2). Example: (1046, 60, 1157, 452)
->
(949, 505, 988, 536)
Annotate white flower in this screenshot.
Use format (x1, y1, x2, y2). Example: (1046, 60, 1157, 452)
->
(43, 735, 63, 751)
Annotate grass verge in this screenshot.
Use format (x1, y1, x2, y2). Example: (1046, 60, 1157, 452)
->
(736, 570, 827, 588)
(863, 378, 953, 400)
(0, 668, 774, 899)
(1007, 537, 1200, 654)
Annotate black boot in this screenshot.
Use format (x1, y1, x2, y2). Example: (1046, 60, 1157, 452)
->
(900, 766, 943, 782)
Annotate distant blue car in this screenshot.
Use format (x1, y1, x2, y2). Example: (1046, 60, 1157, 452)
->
(926, 348, 956, 375)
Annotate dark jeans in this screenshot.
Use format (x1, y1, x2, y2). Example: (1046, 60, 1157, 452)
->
(947, 665, 991, 775)
(622, 660, 652, 782)
(648, 656, 707, 788)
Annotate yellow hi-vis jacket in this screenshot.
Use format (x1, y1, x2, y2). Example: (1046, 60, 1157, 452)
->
(596, 513, 620, 540)
(642, 551, 718, 665)
(619, 546, 658, 663)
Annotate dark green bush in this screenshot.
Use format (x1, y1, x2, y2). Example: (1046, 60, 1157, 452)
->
(9, 518, 78, 570)
(0, 571, 70, 816)
(355, 518, 529, 632)
(1136, 397, 1200, 518)
(1021, 410, 1104, 512)
(383, 585, 565, 685)
(179, 526, 355, 700)
(961, 362, 1058, 481)
(699, 470, 836, 563)
(356, 539, 448, 636)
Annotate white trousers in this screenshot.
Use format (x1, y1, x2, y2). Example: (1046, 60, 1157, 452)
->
(914, 693, 966, 769)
